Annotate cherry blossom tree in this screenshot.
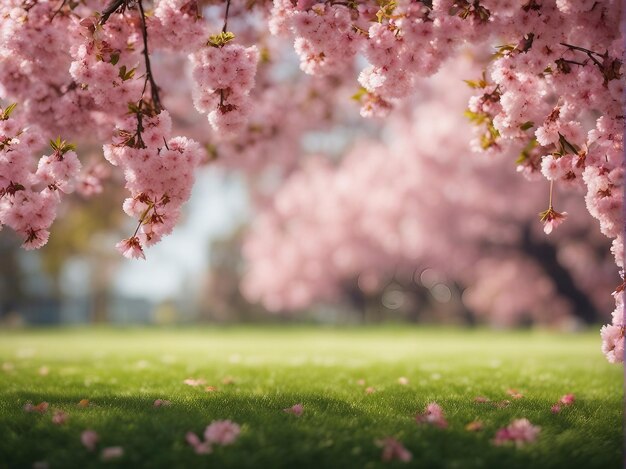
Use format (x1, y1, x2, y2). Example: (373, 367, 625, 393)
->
(0, 0, 623, 360)
(241, 60, 615, 329)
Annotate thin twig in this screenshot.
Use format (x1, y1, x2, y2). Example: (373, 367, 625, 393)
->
(222, 0, 232, 33)
(99, 0, 127, 25)
(138, 0, 162, 112)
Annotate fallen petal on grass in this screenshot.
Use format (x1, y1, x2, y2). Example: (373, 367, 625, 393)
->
(204, 420, 241, 446)
(377, 437, 412, 462)
(24, 402, 48, 414)
(465, 420, 484, 432)
(77, 399, 90, 408)
(416, 402, 448, 428)
(493, 400, 511, 408)
(493, 419, 540, 447)
(398, 377, 409, 385)
(559, 393, 575, 405)
(81, 430, 99, 451)
(101, 446, 124, 460)
(506, 388, 524, 399)
(52, 410, 68, 425)
(185, 432, 212, 454)
(153, 399, 171, 407)
(365, 386, 376, 394)
(183, 378, 206, 387)
(283, 403, 304, 417)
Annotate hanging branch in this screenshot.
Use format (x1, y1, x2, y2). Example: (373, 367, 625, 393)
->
(137, 0, 162, 112)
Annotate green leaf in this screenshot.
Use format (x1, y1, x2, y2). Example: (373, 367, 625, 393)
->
(0, 103, 17, 121)
(49, 137, 76, 155)
(351, 87, 368, 103)
(118, 66, 136, 81)
(207, 31, 236, 48)
(519, 121, 534, 131)
(516, 138, 537, 164)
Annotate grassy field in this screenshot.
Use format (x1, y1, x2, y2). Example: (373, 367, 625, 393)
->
(0, 326, 622, 468)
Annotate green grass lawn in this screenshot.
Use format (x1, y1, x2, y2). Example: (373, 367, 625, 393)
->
(0, 326, 622, 468)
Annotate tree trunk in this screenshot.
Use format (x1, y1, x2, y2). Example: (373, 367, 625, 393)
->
(521, 225, 599, 324)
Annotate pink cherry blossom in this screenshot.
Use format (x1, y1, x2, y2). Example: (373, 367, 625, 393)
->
(559, 393, 576, 405)
(115, 237, 145, 260)
(540, 208, 569, 235)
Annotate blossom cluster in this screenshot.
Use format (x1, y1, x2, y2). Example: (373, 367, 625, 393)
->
(0, 0, 92, 136)
(103, 111, 204, 259)
(189, 40, 259, 135)
(0, 109, 80, 250)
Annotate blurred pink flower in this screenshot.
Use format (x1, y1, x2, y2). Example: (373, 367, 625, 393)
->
(186, 432, 212, 454)
(204, 420, 241, 446)
(551, 404, 561, 414)
(115, 237, 145, 260)
(378, 437, 412, 462)
(356, 379, 366, 386)
(416, 402, 448, 428)
(183, 378, 206, 387)
(283, 403, 304, 417)
(101, 446, 124, 460)
(81, 430, 99, 451)
(52, 410, 68, 425)
(493, 418, 540, 447)
(365, 386, 376, 394)
(559, 393, 575, 406)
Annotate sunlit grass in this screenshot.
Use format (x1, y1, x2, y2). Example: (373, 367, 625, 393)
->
(0, 326, 621, 468)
